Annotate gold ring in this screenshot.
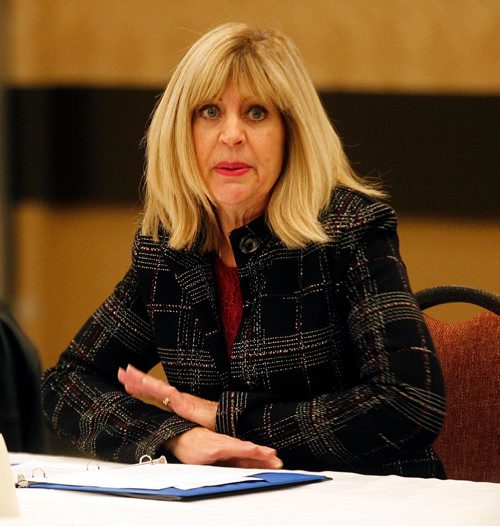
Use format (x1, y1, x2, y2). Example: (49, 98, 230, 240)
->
(162, 397, 170, 408)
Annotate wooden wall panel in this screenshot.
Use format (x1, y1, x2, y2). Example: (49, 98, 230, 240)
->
(13, 203, 140, 368)
(7, 0, 500, 92)
(398, 215, 500, 319)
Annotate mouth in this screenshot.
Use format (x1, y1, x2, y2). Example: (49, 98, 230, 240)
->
(214, 162, 251, 176)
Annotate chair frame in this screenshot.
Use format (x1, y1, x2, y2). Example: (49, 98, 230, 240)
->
(415, 285, 500, 314)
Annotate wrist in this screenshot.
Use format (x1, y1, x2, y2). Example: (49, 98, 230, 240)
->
(204, 400, 218, 431)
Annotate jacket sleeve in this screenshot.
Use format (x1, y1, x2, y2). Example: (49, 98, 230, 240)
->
(41, 236, 197, 463)
(215, 201, 445, 472)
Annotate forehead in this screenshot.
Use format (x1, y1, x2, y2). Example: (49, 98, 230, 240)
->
(191, 63, 278, 108)
(213, 83, 276, 106)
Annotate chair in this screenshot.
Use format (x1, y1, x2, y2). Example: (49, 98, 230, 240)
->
(0, 300, 45, 452)
(415, 286, 500, 483)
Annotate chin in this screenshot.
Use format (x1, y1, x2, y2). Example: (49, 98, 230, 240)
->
(213, 190, 253, 207)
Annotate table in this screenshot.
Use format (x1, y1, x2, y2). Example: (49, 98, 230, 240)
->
(4, 453, 500, 526)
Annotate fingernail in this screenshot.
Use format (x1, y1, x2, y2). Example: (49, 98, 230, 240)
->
(272, 458, 283, 469)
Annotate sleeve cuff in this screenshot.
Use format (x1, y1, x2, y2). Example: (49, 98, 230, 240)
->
(215, 391, 249, 436)
(136, 414, 199, 461)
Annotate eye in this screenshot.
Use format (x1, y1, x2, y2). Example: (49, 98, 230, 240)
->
(198, 105, 220, 119)
(248, 105, 268, 121)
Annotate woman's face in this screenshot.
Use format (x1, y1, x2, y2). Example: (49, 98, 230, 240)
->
(192, 83, 285, 222)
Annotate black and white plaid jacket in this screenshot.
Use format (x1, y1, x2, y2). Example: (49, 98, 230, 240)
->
(42, 188, 446, 477)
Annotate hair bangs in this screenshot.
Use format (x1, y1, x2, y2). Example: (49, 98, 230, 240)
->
(230, 54, 283, 109)
(187, 59, 232, 112)
(188, 47, 284, 114)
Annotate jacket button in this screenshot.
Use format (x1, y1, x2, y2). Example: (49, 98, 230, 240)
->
(239, 236, 260, 254)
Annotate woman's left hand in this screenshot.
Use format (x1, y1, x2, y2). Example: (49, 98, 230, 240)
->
(117, 364, 217, 431)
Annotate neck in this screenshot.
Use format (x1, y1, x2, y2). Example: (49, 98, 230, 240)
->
(215, 206, 263, 268)
(216, 203, 263, 233)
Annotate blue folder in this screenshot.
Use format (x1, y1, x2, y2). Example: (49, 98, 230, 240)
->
(26, 471, 330, 501)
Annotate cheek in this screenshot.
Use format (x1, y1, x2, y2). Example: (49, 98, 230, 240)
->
(264, 130, 286, 174)
(192, 125, 209, 167)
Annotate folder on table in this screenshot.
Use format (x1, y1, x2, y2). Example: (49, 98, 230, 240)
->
(15, 456, 330, 501)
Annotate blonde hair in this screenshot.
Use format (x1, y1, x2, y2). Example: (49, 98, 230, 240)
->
(142, 22, 383, 251)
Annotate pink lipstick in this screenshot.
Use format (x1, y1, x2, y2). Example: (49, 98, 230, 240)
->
(215, 162, 250, 176)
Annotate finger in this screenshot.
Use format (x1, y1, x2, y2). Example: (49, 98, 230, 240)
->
(212, 439, 281, 465)
(119, 365, 174, 403)
(118, 365, 147, 395)
(117, 367, 144, 395)
(168, 428, 283, 469)
(214, 442, 283, 469)
(141, 375, 179, 404)
(120, 366, 214, 425)
(213, 447, 283, 469)
(220, 457, 283, 469)
(125, 365, 169, 398)
(233, 441, 280, 460)
(124, 364, 149, 386)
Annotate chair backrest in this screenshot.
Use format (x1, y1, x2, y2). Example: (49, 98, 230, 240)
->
(416, 286, 500, 483)
(0, 300, 45, 453)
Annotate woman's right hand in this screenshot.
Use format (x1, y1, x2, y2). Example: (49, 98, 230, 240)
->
(166, 427, 283, 469)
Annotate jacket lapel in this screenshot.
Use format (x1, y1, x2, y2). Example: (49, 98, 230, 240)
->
(158, 233, 231, 388)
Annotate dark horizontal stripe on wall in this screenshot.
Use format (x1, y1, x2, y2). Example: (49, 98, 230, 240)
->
(6, 88, 156, 205)
(6, 88, 500, 217)
(323, 92, 500, 218)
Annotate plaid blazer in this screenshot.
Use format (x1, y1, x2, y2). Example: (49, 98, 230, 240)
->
(42, 188, 446, 477)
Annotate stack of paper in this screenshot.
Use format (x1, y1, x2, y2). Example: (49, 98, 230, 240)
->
(13, 459, 330, 501)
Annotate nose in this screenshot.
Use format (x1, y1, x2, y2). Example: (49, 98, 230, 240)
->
(219, 114, 245, 146)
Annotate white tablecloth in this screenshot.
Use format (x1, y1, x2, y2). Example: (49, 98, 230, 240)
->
(4, 453, 500, 526)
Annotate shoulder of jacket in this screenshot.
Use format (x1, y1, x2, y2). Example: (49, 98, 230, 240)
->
(131, 226, 165, 267)
(321, 187, 397, 235)
(132, 225, 208, 271)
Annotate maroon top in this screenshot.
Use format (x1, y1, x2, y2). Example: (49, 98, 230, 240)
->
(214, 258, 243, 358)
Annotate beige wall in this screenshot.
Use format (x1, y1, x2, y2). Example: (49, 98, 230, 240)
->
(5, 1, 500, 369)
(6, 0, 500, 92)
(397, 216, 500, 321)
(14, 203, 140, 368)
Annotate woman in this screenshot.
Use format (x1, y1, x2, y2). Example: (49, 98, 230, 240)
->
(42, 23, 445, 477)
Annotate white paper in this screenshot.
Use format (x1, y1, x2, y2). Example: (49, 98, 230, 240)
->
(11, 460, 102, 484)
(19, 462, 265, 491)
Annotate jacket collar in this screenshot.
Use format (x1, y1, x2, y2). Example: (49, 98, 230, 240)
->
(155, 215, 274, 388)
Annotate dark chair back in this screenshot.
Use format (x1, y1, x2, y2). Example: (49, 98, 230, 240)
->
(0, 300, 45, 452)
